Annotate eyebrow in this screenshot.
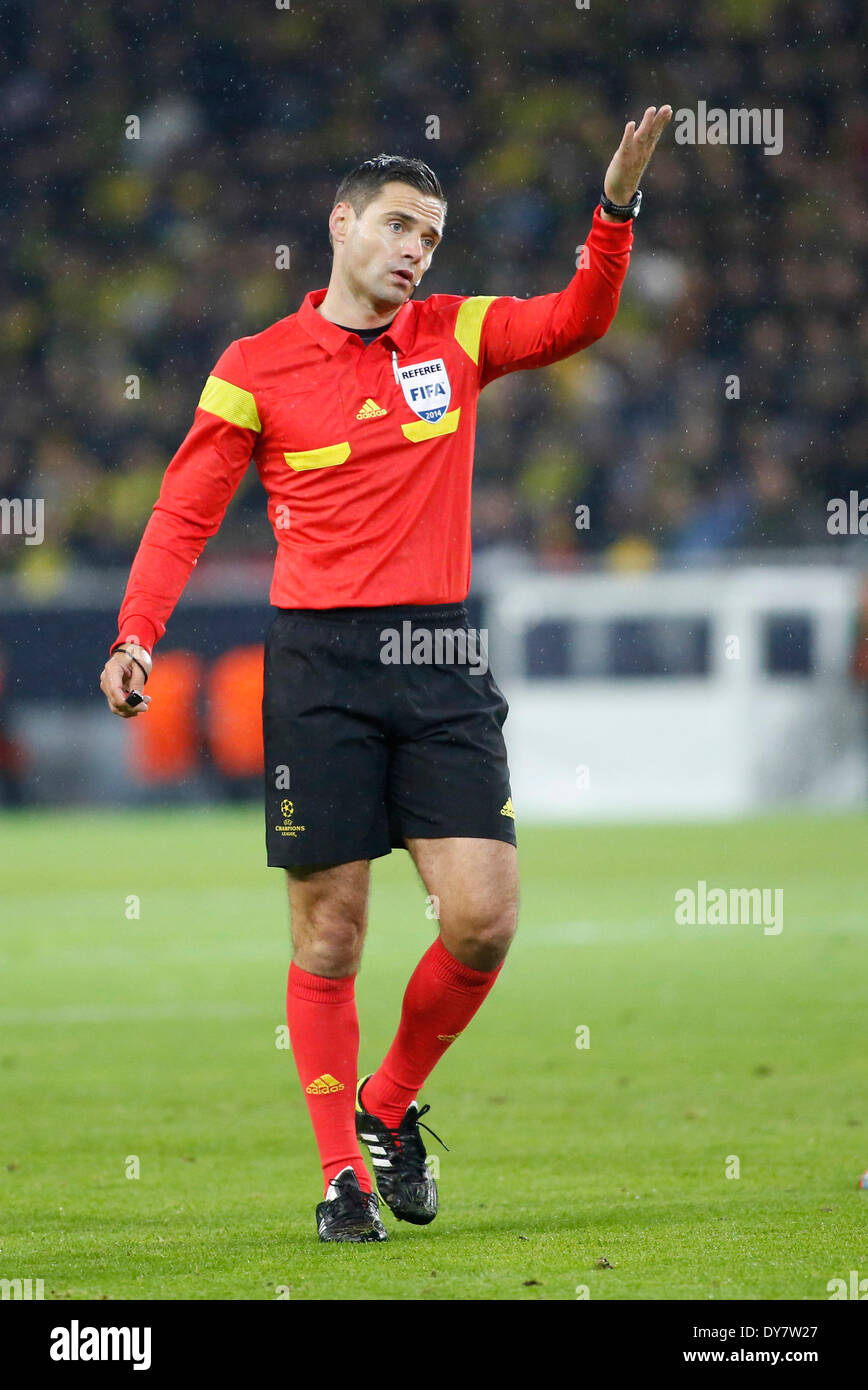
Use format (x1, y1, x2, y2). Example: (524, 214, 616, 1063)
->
(383, 210, 443, 243)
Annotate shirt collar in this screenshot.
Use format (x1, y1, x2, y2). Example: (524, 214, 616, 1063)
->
(297, 287, 416, 357)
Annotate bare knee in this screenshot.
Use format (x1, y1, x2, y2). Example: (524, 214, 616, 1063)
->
(296, 916, 365, 976)
(286, 862, 369, 976)
(409, 838, 519, 971)
(442, 898, 518, 971)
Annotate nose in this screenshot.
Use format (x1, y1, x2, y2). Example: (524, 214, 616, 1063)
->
(401, 233, 425, 263)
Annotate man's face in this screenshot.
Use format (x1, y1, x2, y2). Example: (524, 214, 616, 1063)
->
(330, 180, 445, 313)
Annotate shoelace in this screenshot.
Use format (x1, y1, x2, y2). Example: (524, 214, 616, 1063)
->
(330, 1179, 381, 1214)
(411, 1103, 450, 1154)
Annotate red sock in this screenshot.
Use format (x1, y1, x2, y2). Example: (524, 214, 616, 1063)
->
(361, 937, 502, 1129)
(286, 961, 372, 1195)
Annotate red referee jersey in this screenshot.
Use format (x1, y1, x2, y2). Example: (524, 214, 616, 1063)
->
(113, 207, 632, 654)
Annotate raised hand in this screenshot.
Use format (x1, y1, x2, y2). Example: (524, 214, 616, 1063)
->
(603, 105, 672, 206)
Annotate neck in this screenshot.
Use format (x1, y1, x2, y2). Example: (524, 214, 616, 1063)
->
(318, 279, 398, 330)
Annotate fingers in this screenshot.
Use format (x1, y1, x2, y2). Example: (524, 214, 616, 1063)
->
(650, 105, 673, 141)
(621, 106, 670, 153)
(99, 655, 151, 719)
(631, 105, 672, 148)
(606, 104, 672, 205)
(636, 105, 657, 139)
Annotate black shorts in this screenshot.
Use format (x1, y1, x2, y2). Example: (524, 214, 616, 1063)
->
(262, 603, 516, 867)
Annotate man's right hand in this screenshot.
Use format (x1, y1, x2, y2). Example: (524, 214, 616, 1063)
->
(100, 650, 152, 718)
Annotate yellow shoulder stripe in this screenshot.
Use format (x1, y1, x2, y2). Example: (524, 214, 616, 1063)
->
(198, 375, 262, 432)
(283, 442, 351, 472)
(401, 408, 461, 442)
(454, 295, 498, 366)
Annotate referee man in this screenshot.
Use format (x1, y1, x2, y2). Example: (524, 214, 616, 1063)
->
(100, 109, 671, 1242)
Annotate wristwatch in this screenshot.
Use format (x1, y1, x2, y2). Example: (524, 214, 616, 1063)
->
(599, 189, 642, 220)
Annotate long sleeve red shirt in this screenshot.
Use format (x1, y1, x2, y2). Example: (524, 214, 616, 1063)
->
(112, 207, 632, 654)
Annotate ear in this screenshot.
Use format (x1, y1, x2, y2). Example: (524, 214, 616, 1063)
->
(329, 200, 353, 247)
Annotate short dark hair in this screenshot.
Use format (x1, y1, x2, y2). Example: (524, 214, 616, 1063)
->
(329, 154, 446, 250)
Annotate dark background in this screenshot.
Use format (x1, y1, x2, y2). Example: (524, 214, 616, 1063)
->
(1, 0, 865, 579)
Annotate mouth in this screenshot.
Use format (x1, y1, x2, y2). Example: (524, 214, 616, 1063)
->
(390, 269, 414, 286)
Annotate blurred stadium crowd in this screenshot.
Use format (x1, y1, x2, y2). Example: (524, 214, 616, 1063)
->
(1, 0, 866, 589)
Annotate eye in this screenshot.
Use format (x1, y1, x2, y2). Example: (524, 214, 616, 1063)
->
(389, 221, 404, 233)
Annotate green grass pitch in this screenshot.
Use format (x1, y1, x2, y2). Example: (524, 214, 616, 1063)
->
(1, 807, 866, 1301)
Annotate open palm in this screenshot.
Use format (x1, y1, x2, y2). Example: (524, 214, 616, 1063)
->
(604, 105, 672, 204)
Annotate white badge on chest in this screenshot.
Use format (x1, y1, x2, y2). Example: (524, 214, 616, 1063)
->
(395, 356, 452, 423)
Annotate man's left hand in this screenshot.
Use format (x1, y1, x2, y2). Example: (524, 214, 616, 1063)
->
(602, 105, 673, 211)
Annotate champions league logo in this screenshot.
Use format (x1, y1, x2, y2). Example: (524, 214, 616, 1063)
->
(396, 357, 451, 423)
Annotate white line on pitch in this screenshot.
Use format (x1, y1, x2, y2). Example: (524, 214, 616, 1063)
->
(0, 1001, 271, 1026)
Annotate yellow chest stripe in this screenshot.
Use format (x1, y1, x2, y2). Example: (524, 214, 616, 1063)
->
(283, 442, 352, 471)
(400, 408, 461, 442)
